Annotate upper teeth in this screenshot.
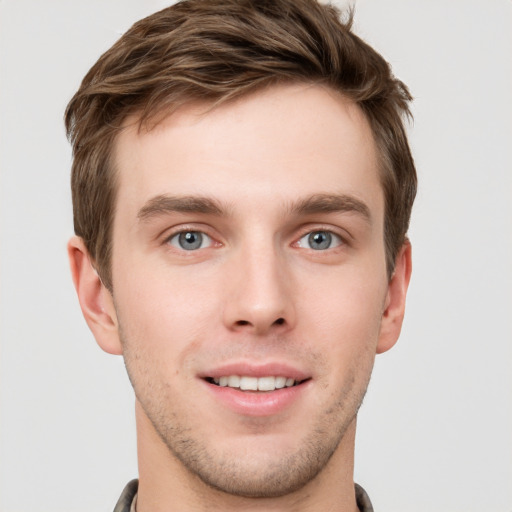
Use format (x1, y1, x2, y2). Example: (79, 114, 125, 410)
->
(212, 376, 296, 391)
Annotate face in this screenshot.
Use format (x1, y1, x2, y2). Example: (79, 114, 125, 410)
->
(107, 84, 397, 497)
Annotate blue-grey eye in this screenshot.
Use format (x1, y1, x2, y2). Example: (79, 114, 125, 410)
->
(169, 231, 211, 250)
(298, 230, 342, 250)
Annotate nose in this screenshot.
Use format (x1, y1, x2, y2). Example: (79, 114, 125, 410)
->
(222, 243, 296, 335)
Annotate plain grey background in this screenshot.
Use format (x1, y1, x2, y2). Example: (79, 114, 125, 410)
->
(1, 1, 511, 510)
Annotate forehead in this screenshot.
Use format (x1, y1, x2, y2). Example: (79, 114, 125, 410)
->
(113, 84, 382, 219)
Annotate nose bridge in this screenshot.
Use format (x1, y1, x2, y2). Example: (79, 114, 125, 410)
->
(223, 234, 295, 334)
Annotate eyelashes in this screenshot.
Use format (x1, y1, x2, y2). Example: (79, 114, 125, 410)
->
(167, 231, 214, 251)
(165, 228, 346, 253)
(296, 230, 344, 251)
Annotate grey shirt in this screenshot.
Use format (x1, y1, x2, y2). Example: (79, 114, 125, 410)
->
(113, 479, 374, 512)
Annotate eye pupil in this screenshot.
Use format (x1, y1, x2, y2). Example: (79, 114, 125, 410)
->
(178, 231, 203, 250)
(308, 231, 331, 250)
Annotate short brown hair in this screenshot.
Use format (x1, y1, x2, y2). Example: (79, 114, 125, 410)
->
(65, 0, 417, 291)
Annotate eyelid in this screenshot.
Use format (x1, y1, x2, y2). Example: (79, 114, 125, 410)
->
(293, 224, 351, 247)
(162, 224, 221, 248)
(168, 231, 213, 250)
(296, 230, 344, 250)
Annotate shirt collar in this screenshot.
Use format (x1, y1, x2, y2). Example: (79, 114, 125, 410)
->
(114, 479, 374, 512)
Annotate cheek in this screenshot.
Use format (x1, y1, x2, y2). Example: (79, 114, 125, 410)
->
(114, 277, 208, 402)
(112, 261, 219, 360)
(117, 248, 221, 308)
(300, 268, 387, 356)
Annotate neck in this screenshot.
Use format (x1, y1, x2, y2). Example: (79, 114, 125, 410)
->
(135, 401, 359, 512)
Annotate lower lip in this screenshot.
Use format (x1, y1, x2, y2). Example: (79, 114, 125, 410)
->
(202, 380, 310, 417)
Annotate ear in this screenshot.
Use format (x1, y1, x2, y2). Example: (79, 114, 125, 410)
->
(376, 242, 412, 354)
(67, 236, 123, 355)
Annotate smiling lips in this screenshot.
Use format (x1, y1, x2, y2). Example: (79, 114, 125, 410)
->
(209, 375, 301, 391)
(201, 364, 311, 415)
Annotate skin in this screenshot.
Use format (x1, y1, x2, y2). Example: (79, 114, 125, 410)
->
(69, 84, 412, 512)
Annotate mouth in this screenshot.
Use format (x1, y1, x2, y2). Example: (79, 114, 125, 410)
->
(201, 366, 312, 416)
(205, 375, 308, 392)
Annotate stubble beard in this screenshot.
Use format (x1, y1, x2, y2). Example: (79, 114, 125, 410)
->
(124, 356, 373, 499)
(118, 313, 375, 499)
(138, 382, 369, 499)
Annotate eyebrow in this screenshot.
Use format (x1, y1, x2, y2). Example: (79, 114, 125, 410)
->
(289, 193, 372, 223)
(137, 192, 371, 223)
(138, 195, 225, 221)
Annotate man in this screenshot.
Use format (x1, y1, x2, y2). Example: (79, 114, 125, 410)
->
(65, 0, 416, 510)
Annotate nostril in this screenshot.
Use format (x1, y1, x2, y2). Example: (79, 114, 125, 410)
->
(234, 318, 285, 327)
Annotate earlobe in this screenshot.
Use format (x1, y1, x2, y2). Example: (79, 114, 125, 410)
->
(376, 242, 412, 354)
(67, 236, 123, 355)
